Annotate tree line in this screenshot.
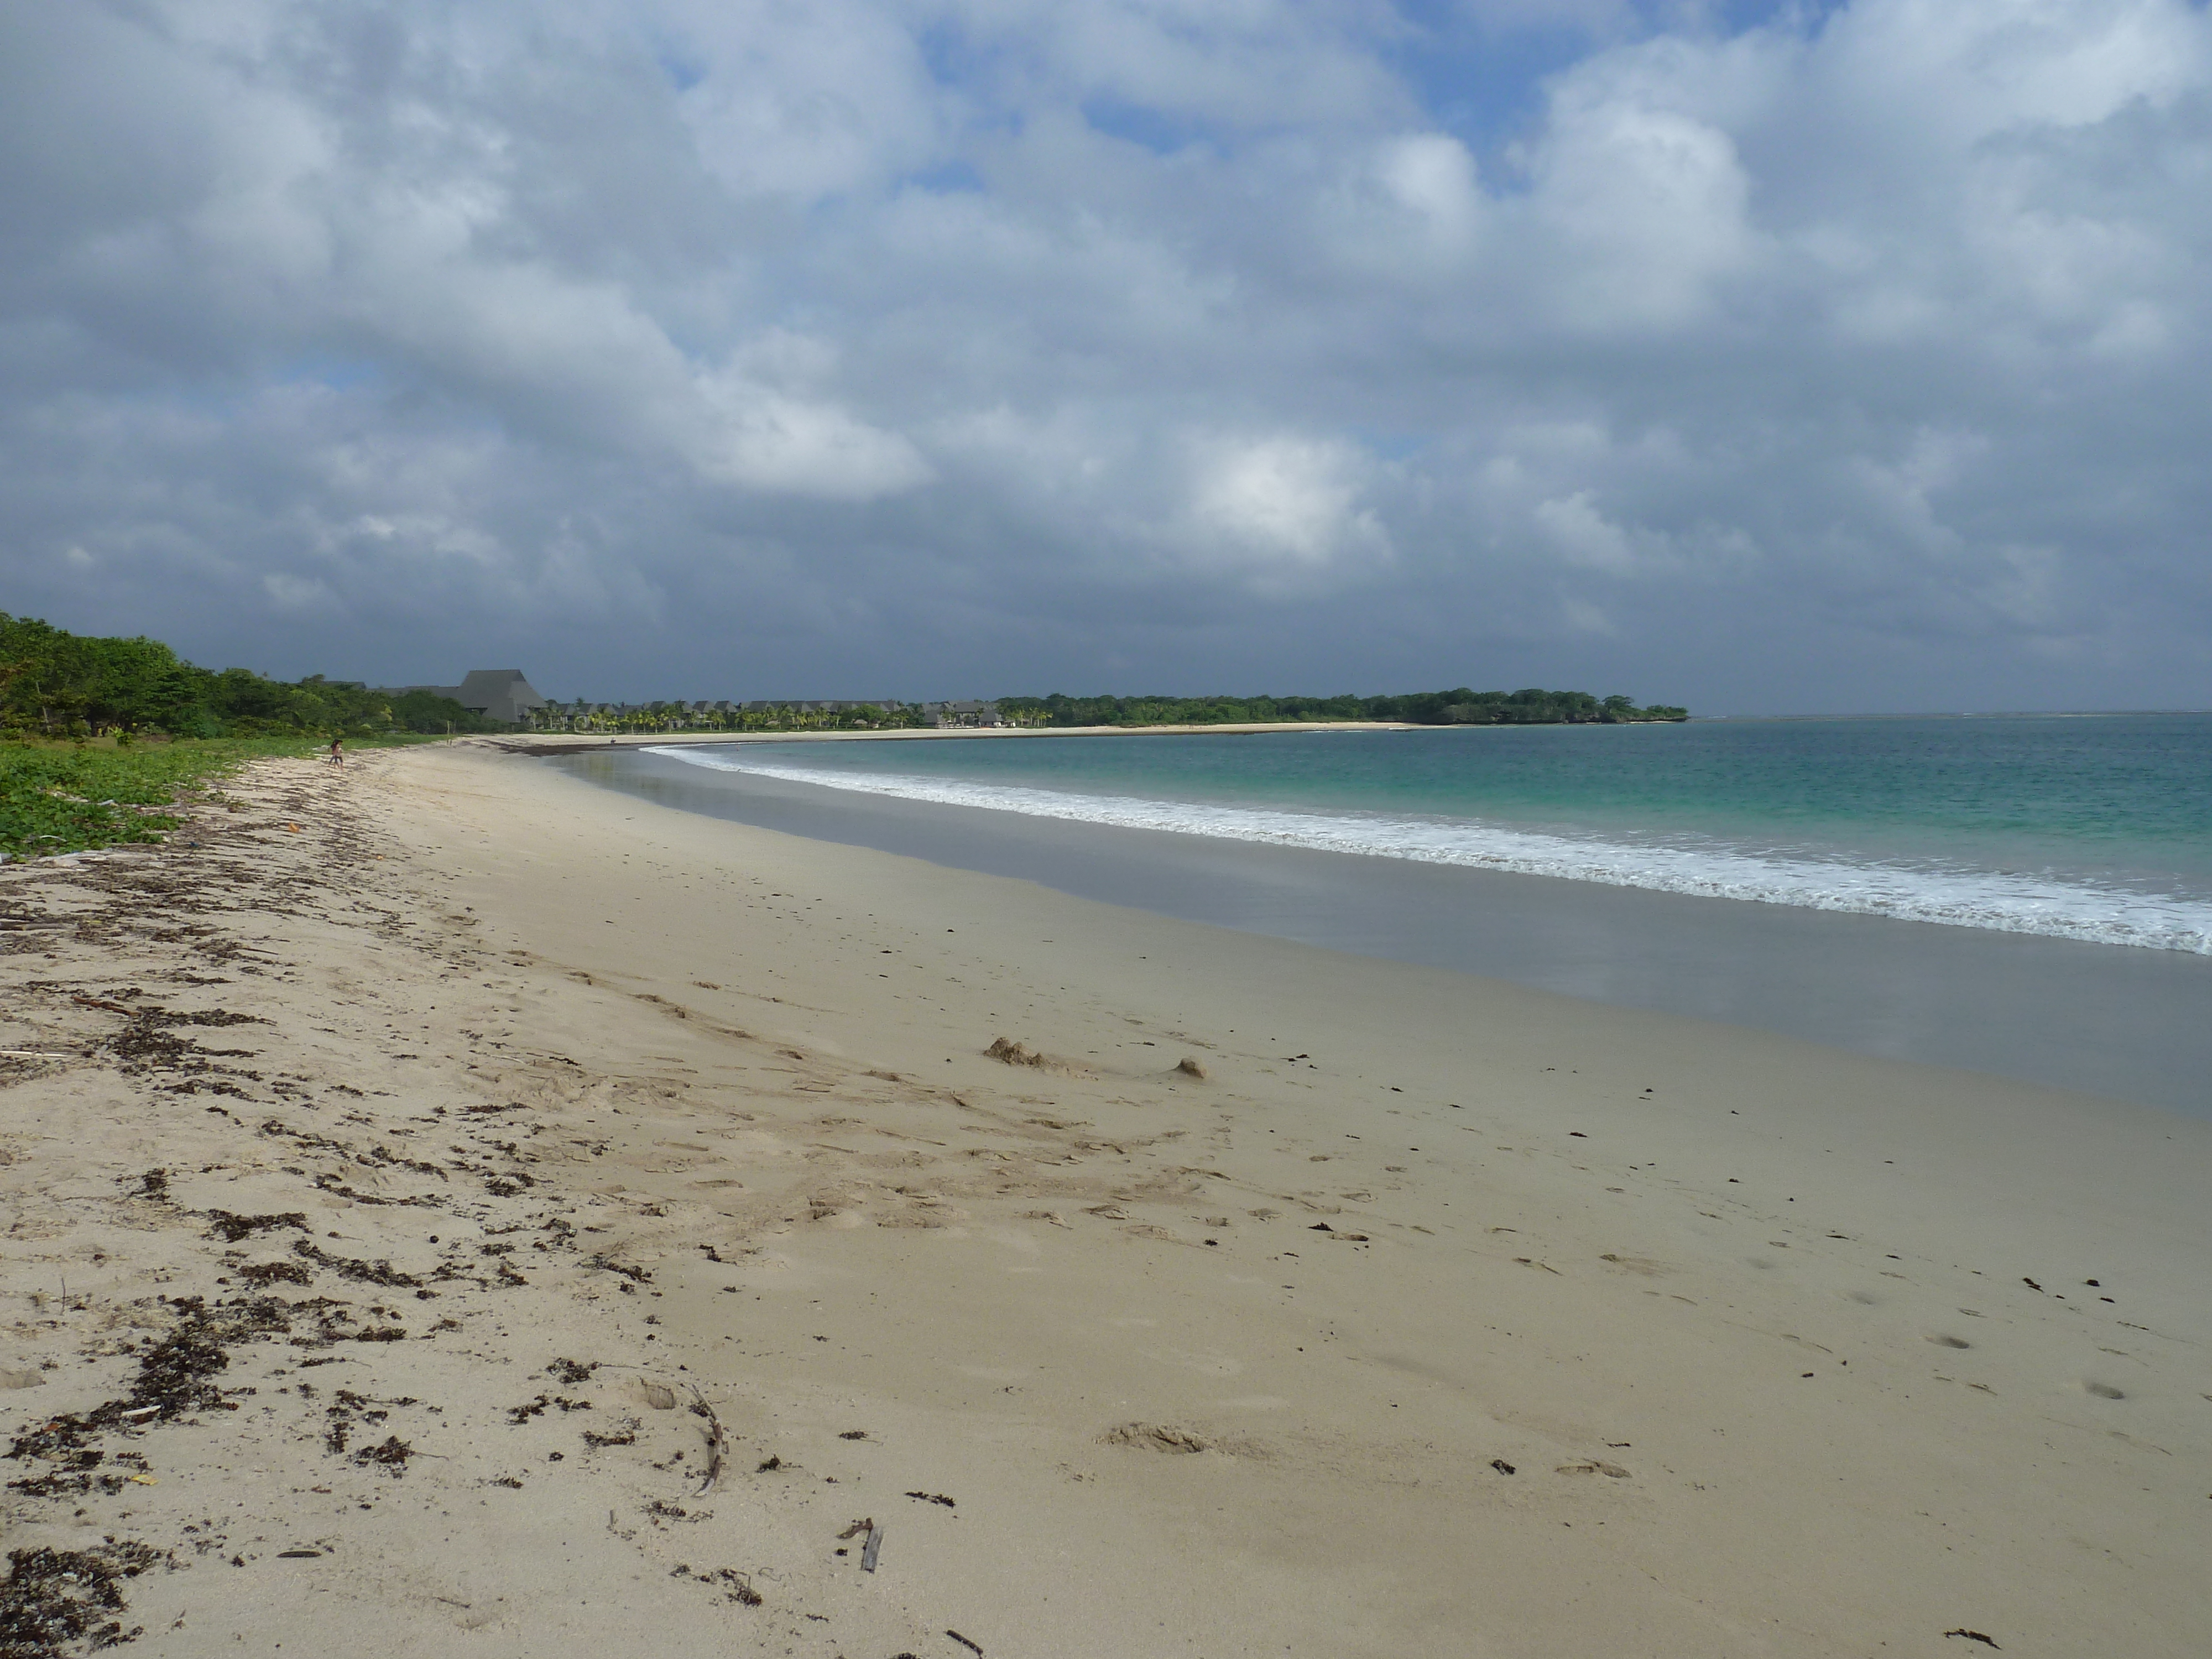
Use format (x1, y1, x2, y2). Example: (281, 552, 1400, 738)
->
(4, 612, 1690, 740)
(0, 614, 494, 738)
(996, 688, 1689, 727)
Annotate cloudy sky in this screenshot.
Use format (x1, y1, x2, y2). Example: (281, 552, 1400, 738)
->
(3, 0, 2208, 713)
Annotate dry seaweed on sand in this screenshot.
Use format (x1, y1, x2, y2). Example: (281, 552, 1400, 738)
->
(202, 1209, 306, 1244)
(8, 1294, 297, 1499)
(0, 1542, 164, 1658)
(666, 1565, 762, 1606)
(583, 1254, 650, 1285)
(232, 1260, 313, 1288)
(290, 1238, 419, 1287)
(711, 1569, 762, 1606)
(352, 1435, 414, 1475)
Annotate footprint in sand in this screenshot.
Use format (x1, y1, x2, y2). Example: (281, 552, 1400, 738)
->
(2081, 1380, 2126, 1400)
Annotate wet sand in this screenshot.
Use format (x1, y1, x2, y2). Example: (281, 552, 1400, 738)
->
(2, 740, 2206, 1657)
(562, 743, 2212, 1114)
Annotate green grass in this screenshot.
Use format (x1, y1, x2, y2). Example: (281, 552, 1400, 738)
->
(0, 734, 427, 860)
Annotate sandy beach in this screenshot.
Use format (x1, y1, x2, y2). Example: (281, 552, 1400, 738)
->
(4, 741, 2207, 1658)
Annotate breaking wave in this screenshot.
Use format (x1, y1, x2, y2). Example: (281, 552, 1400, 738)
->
(644, 747, 2212, 954)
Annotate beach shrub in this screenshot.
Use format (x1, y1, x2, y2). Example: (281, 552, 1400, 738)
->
(0, 613, 499, 739)
(2, 739, 257, 859)
(0, 734, 424, 860)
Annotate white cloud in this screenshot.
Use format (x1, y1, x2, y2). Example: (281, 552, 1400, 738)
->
(1375, 132, 1482, 251)
(691, 375, 933, 497)
(2, 0, 2210, 709)
(1187, 435, 1389, 582)
(1535, 491, 1639, 575)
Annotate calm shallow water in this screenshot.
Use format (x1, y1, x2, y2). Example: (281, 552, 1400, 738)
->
(554, 730, 2212, 1117)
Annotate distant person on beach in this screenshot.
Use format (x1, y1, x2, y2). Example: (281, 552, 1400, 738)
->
(329, 737, 343, 766)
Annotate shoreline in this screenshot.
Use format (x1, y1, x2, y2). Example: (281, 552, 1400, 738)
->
(564, 742, 2212, 1113)
(4, 743, 2206, 1655)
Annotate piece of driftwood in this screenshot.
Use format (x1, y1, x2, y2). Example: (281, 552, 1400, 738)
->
(860, 1522, 884, 1573)
(688, 1387, 727, 1496)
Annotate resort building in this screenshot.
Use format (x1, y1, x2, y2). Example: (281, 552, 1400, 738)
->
(920, 700, 1003, 727)
(380, 669, 549, 726)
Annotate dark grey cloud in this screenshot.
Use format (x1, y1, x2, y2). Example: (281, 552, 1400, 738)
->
(3, 0, 2209, 712)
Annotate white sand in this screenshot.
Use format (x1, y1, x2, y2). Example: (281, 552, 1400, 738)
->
(2, 742, 2205, 1657)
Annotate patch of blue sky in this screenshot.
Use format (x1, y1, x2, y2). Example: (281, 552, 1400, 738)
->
(911, 18, 1029, 147)
(914, 17, 979, 90)
(643, 23, 706, 95)
(656, 50, 705, 93)
(900, 159, 986, 196)
(1080, 96, 1217, 156)
(1383, 0, 1600, 158)
(1717, 0, 1853, 36)
(1385, 0, 1849, 168)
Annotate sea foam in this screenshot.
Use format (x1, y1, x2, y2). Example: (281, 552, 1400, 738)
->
(644, 747, 2212, 954)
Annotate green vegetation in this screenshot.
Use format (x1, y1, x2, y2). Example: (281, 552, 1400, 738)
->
(0, 613, 498, 740)
(997, 688, 1689, 727)
(4, 613, 1690, 857)
(542, 700, 921, 735)
(1, 614, 464, 861)
(0, 737, 309, 860)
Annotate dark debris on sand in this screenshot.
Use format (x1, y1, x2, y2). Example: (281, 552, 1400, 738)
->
(0, 1541, 165, 1657)
(6, 1295, 295, 1501)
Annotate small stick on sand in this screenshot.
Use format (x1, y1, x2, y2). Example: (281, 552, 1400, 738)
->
(688, 1386, 727, 1496)
(860, 1522, 884, 1573)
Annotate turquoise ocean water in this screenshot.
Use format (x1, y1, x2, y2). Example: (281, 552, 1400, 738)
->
(649, 714, 2212, 954)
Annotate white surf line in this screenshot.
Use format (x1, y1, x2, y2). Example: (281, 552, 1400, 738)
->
(642, 747, 2212, 954)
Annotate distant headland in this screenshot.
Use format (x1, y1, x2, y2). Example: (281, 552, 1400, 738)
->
(1, 614, 1687, 739)
(524, 687, 1689, 736)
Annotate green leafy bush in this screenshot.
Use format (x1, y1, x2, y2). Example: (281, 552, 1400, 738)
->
(4, 739, 243, 858)
(1, 613, 498, 740)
